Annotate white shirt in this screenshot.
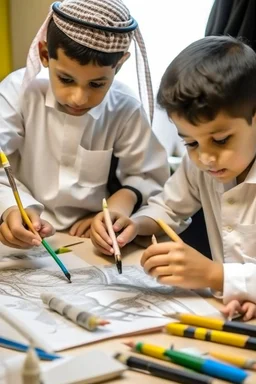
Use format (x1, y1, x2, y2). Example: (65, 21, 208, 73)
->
(0, 68, 169, 230)
(134, 152, 256, 304)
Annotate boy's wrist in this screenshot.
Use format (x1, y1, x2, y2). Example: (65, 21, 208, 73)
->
(208, 261, 224, 292)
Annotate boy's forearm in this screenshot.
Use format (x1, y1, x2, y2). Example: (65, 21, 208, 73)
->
(208, 262, 224, 292)
(133, 216, 161, 236)
(107, 188, 137, 216)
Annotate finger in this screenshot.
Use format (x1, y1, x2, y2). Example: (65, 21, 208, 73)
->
(5, 214, 40, 246)
(242, 302, 256, 321)
(84, 229, 91, 238)
(69, 220, 83, 236)
(143, 254, 173, 273)
(90, 224, 114, 254)
(75, 220, 92, 237)
(39, 220, 55, 238)
(91, 221, 113, 246)
(26, 208, 42, 232)
(146, 265, 174, 278)
(91, 236, 114, 256)
(221, 300, 241, 320)
(141, 242, 181, 266)
(116, 226, 137, 247)
(0, 222, 33, 248)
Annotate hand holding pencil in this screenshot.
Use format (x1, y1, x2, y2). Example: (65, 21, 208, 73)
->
(141, 218, 223, 291)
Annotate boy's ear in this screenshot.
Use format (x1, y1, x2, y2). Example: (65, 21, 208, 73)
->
(39, 41, 49, 67)
(115, 52, 130, 74)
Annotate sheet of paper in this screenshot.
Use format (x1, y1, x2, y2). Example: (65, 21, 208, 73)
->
(0, 247, 220, 351)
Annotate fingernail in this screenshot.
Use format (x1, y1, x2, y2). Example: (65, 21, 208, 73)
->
(32, 239, 41, 246)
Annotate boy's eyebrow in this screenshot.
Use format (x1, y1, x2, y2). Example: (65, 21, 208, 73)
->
(178, 128, 231, 138)
(56, 69, 109, 81)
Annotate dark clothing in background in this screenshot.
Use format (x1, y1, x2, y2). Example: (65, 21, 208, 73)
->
(205, 0, 256, 51)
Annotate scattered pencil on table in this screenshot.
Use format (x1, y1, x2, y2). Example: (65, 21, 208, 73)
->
(209, 350, 256, 371)
(124, 340, 250, 384)
(0, 337, 60, 361)
(102, 198, 122, 274)
(164, 322, 256, 351)
(41, 293, 110, 331)
(55, 241, 85, 254)
(115, 352, 215, 384)
(0, 150, 71, 283)
(156, 218, 181, 242)
(171, 312, 256, 338)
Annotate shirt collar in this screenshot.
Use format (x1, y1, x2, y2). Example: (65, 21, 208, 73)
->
(244, 157, 256, 184)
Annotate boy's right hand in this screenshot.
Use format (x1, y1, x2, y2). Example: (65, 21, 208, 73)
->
(0, 207, 55, 249)
(90, 211, 138, 256)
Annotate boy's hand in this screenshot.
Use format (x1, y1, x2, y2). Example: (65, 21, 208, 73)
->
(221, 299, 256, 321)
(69, 213, 96, 238)
(141, 240, 223, 290)
(0, 207, 55, 249)
(90, 211, 138, 256)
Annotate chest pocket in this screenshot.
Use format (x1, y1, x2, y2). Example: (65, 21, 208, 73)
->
(236, 223, 256, 262)
(77, 146, 113, 188)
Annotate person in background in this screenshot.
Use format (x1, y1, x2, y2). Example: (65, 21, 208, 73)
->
(0, 0, 169, 249)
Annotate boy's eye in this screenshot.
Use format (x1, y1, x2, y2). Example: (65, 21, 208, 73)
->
(184, 141, 198, 148)
(58, 76, 74, 84)
(214, 136, 230, 145)
(89, 82, 106, 89)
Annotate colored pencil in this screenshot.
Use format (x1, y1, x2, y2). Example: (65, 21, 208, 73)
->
(115, 352, 215, 384)
(124, 340, 250, 384)
(165, 323, 256, 351)
(156, 218, 181, 242)
(102, 198, 122, 274)
(0, 150, 71, 282)
(171, 313, 256, 338)
(209, 350, 256, 371)
(0, 337, 60, 361)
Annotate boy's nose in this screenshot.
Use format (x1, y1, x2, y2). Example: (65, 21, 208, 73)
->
(71, 88, 88, 106)
(198, 151, 216, 166)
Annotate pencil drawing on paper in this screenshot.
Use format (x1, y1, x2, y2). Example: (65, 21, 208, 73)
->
(0, 262, 197, 323)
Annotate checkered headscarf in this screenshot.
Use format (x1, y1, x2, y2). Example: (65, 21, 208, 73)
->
(23, 0, 154, 122)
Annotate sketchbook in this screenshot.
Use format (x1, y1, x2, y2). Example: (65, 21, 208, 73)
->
(0, 246, 221, 352)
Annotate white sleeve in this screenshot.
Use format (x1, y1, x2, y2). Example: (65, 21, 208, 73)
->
(114, 106, 170, 205)
(0, 72, 43, 216)
(223, 263, 256, 304)
(133, 154, 202, 234)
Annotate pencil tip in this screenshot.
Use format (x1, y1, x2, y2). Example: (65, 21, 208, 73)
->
(116, 259, 122, 274)
(98, 319, 111, 326)
(123, 340, 135, 348)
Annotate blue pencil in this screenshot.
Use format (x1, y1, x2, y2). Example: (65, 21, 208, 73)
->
(0, 337, 61, 361)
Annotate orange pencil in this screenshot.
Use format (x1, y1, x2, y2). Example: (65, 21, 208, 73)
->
(156, 219, 181, 242)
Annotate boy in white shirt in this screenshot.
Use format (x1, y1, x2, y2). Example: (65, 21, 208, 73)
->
(0, 0, 169, 249)
(92, 36, 256, 320)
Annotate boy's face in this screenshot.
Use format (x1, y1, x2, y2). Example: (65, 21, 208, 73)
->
(172, 111, 256, 184)
(39, 43, 128, 116)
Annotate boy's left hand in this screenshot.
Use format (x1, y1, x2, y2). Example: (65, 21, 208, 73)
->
(141, 240, 223, 290)
(221, 300, 256, 321)
(69, 213, 96, 238)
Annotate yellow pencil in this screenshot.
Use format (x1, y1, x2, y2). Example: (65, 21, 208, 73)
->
(0, 150, 71, 282)
(209, 350, 256, 371)
(156, 219, 181, 242)
(171, 312, 256, 337)
(165, 323, 256, 350)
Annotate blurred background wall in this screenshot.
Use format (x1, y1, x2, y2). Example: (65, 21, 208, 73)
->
(10, 0, 52, 70)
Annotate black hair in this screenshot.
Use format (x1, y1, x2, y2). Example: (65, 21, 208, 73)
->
(157, 36, 256, 125)
(46, 18, 124, 67)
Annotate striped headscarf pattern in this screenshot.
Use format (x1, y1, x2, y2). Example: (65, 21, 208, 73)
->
(23, 0, 154, 122)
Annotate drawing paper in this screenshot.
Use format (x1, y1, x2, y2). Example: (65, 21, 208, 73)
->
(0, 247, 220, 351)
